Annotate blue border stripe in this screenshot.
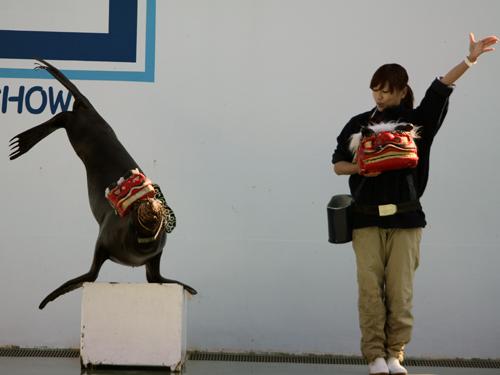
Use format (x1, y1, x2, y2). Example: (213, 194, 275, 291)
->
(0, 0, 155, 82)
(0, 0, 137, 62)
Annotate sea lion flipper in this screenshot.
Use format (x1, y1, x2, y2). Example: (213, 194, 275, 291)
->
(39, 246, 109, 309)
(39, 274, 94, 310)
(9, 112, 71, 160)
(33, 57, 91, 110)
(145, 253, 198, 296)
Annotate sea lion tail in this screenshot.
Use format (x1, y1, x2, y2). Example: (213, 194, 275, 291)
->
(9, 112, 70, 160)
(33, 57, 92, 110)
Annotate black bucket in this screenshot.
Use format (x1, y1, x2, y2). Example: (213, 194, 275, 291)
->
(327, 194, 353, 244)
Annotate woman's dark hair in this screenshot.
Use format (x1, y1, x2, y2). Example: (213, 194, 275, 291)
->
(370, 63, 414, 109)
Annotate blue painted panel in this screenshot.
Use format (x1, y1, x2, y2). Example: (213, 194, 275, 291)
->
(0, 0, 155, 82)
(0, 0, 137, 62)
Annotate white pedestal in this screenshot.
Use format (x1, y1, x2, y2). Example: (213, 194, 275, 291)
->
(80, 282, 188, 371)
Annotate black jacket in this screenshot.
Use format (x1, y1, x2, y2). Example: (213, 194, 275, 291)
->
(332, 78, 455, 229)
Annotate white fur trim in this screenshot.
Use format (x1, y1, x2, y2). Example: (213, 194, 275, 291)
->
(104, 168, 142, 198)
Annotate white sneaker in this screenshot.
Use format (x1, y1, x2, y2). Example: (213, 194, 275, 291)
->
(369, 357, 389, 375)
(387, 357, 407, 374)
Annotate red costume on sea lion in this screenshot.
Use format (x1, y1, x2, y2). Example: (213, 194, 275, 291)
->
(105, 169, 155, 217)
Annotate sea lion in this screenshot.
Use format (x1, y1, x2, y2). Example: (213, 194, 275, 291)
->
(9, 58, 197, 310)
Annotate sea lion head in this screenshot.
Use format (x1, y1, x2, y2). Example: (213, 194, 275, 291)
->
(130, 197, 165, 238)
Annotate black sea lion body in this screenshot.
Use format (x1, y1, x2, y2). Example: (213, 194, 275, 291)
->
(9, 58, 196, 309)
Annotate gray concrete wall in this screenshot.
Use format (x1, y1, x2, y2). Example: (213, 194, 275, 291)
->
(1, 0, 499, 359)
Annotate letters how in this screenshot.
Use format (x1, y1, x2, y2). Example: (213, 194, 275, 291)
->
(1, 86, 72, 115)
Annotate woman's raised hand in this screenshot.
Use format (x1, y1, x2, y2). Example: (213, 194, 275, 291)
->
(468, 33, 498, 62)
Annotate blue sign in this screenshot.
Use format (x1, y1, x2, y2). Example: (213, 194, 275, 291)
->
(0, 0, 156, 82)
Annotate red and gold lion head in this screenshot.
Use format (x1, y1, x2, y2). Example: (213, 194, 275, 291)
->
(105, 169, 156, 217)
(349, 122, 420, 175)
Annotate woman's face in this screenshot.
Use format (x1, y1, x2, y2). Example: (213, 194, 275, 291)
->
(372, 83, 407, 111)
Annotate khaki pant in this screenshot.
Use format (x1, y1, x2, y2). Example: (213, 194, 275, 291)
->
(352, 227, 421, 362)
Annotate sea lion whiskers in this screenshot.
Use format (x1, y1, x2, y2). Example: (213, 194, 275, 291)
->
(131, 198, 165, 236)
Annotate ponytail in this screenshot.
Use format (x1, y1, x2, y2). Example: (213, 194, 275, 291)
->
(403, 85, 414, 109)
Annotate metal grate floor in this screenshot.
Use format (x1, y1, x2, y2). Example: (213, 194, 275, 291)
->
(1, 349, 499, 369)
(188, 352, 500, 369)
(0, 348, 79, 358)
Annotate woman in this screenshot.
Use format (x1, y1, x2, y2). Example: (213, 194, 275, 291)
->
(331, 33, 497, 375)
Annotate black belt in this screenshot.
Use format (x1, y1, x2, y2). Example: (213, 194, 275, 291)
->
(353, 199, 421, 217)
